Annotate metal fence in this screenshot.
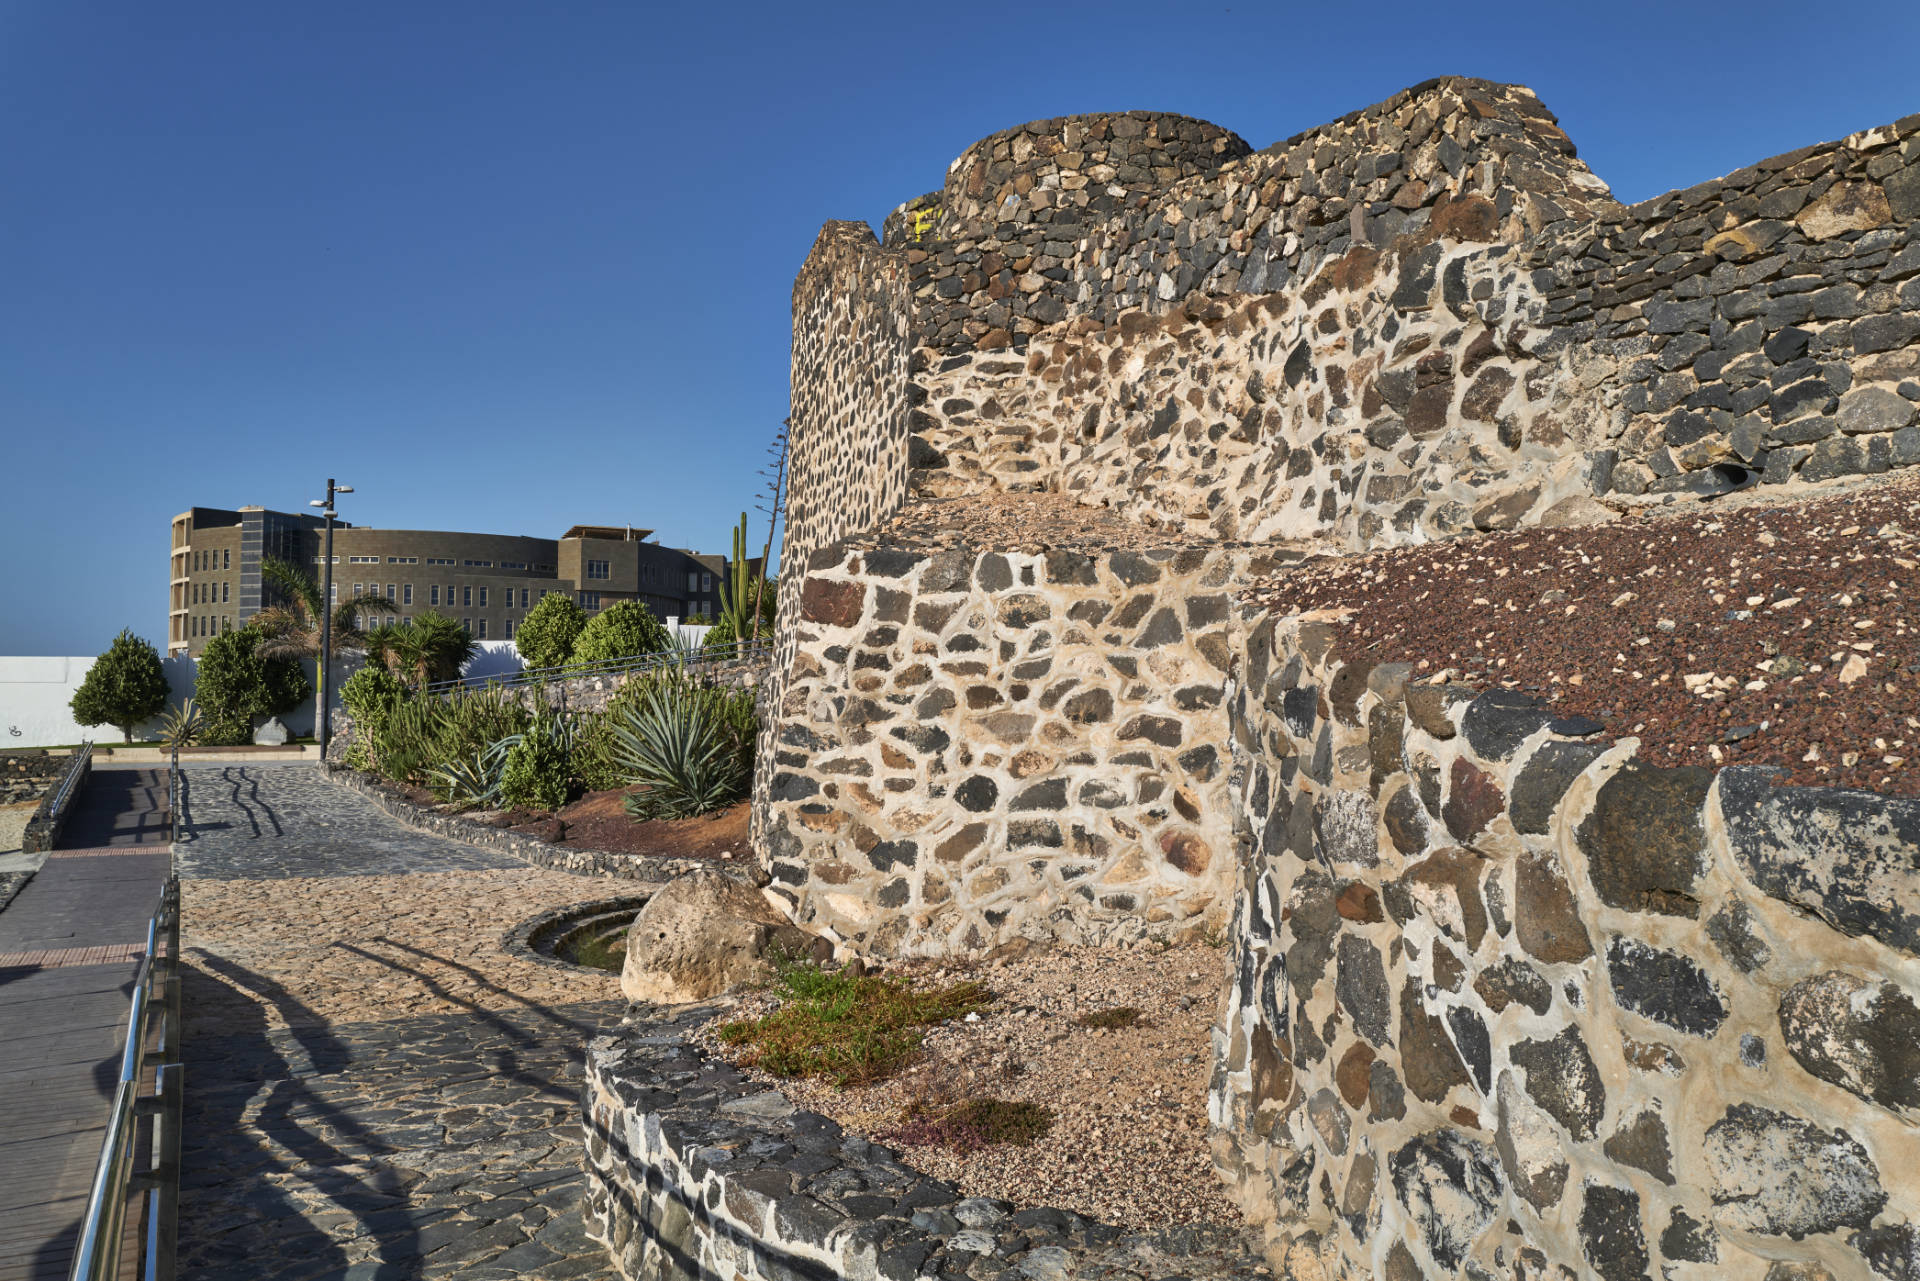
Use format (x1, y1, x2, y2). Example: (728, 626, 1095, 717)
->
(422, 637, 774, 698)
(68, 752, 183, 1281)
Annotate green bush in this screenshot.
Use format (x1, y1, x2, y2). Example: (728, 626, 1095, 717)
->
(500, 706, 573, 810)
(358, 683, 529, 789)
(340, 665, 408, 771)
(425, 737, 514, 809)
(570, 600, 670, 668)
(607, 667, 757, 819)
(515, 594, 587, 671)
(70, 630, 170, 743)
(699, 584, 775, 654)
(196, 626, 310, 745)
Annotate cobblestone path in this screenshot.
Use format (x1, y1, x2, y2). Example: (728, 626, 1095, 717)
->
(176, 765, 638, 1281)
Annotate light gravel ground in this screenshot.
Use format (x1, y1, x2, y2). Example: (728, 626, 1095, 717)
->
(702, 940, 1245, 1233)
(0, 801, 35, 856)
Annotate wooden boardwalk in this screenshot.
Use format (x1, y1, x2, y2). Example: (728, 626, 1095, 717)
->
(0, 769, 170, 1281)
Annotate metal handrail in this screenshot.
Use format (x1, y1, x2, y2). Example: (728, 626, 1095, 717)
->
(46, 739, 93, 819)
(422, 637, 774, 697)
(69, 757, 182, 1281)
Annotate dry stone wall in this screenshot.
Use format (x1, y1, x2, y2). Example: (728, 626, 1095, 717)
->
(761, 541, 1294, 956)
(1212, 609, 1920, 1280)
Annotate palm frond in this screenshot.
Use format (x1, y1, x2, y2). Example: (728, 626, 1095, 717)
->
(261, 557, 323, 620)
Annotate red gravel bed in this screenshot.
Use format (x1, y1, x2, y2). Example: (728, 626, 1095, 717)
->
(1244, 475, 1920, 796)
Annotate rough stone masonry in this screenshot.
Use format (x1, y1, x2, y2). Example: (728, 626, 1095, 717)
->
(698, 76, 1920, 1280)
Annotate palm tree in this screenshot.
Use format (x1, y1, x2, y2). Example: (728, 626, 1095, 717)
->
(365, 612, 477, 690)
(256, 556, 399, 732)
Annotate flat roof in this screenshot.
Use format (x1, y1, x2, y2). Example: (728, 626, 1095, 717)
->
(560, 525, 656, 542)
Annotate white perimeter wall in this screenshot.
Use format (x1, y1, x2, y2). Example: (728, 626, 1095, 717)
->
(0, 625, 714, 747)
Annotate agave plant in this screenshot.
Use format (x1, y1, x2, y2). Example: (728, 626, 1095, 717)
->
(156, 698, 204, 751)
(609, 671, 753, 820)
(425, 735, 518, 809)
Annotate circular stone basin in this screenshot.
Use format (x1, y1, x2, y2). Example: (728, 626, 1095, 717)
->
(505, 895, 651, 975)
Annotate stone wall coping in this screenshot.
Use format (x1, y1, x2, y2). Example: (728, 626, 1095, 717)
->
(324, 765, 712, 883)
(583, 1004, 1270, 1281)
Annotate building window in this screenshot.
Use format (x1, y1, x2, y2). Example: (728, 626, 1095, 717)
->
(403, 584, 413, 606)
(222, 581, 230, 603)
(520, 588, 529, 608)
(579, 590, 601, 610)
(587, 559, 610, 580)
(703, 572, 713, 592)
(388, 556, 418, 564)
(349, 555, 379, 564)
(464, 559, 493, 568)
(477, 619, 487, 639)
(478, 587, 488, 607)
(430, 585, 439, 606)
(386, 583, 397, 601)
(223, 549, 230, 569)
(506, 618, 516, 639)
(223, 616, 231, 632)
(427, 557, 455, 566)
(463, 618, 472, 633)
(330, 583, 338, 604)
(500, 560, 526, 570)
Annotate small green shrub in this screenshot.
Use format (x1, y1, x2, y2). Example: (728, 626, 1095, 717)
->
(881, 1098, 1055, 1154)
(570, 600, 670, 668)
(500, 706, 573, 810)
(340, 665, 408, 770)
(715, 958, 992, 1087)
(425, 737, 515, 809)
(1077, 1006, 1143, 1029)
(608, 668, 757, 819)
(196, 626, 310, 745)
(515, 594, 587, 671)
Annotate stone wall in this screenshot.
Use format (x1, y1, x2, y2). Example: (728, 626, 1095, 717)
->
(582, 1004, 1268, 1281)
(22, 747, 91, 853)
(1211, 609, 1920, 1279)
(902, 94, 1920, 542)
(1, 750, 66, 807)
(762, 541, 1295, 956)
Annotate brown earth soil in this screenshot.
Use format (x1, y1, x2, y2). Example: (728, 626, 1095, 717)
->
(465, 790, 751, 861)
(1245, 472, 1920, 795)
(698, 940, 1242, 1233)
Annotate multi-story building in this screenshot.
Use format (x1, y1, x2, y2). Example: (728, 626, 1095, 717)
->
(168, 507, 749, 657)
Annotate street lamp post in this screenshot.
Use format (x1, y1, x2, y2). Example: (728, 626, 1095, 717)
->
(310, 479, 352, 752)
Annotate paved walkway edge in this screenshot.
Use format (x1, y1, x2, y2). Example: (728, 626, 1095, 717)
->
(322, 766, 709, 883)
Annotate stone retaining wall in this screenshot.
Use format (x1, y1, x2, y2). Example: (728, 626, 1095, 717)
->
(582, 1004, 1268, 1281)
(22, 747, 91, 853)
(324, 766, 708, 883)
(762, 542, 1295, 955)
(1212, 609, 1920, 1279)
(1, 750, 66, 807)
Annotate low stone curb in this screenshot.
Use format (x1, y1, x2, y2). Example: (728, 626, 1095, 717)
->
(0, 871, 33, 917)
(324, 766, 717, 883)
(502, 894, 655, 976)
(23, 747, 91, 854)
(582, 1004, 1271, 1281)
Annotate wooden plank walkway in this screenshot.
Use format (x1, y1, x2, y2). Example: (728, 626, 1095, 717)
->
(0, 769, 169, 1281)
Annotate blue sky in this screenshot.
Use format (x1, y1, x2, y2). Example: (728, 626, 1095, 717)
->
(3, 0, 1917, 655)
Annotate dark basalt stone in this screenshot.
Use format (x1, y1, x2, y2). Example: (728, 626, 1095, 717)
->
(1720, 766, 1920, 958)
(800, 577, 867, 627)
(1660, 1209, 1717, 1264)
(1603, 1109, 1674, 1185)
(1445, 1006, 1491, 1093)
(1441, 756, 1504, 842)
(1849, 1222, 1920, 1281)
(1509, 740, 1607, 835)
(1514, 851, 1592, 964)
(1576, 762, 1714, 918)
(1460, 688, 1553, 761)
(1705, 1104, 1886, 1240)
(1009, 779, 1068, 812)
(1117, 714, 1182, 747)
(1509, 1026, 1606, 1141)
(1336, 935, 1392, 1047)
(975, 554, 1013, 592)
(1578, 1183, 1650, 1281)
(1705, 900, 1772, 973)
(1777, 971, 1920, 1117)
(1382, 783, 1429, 855)
(1473, 958, 1552, 1016)
(1389, 1130, 1502, 1273)
(1398, 981, 1469, 1103)
(954, 776, 999, 812)
(1605, 937, 1728, 1038)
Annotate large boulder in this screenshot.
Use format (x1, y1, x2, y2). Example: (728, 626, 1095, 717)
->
(620, 868, 826, 1003)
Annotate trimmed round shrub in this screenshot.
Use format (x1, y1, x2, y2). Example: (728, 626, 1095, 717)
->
(515, 594, 587, 671)
(70, 629, 170, 743)
(196, 626, 310, 745)
(570, 600, 670, 668)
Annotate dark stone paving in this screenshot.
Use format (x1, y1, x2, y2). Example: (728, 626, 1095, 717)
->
(180, 996, 625, 1281)
(176, 764, 621, 1280)
(175, 766, 521, 881)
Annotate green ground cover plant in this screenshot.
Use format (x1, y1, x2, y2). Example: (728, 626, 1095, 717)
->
(715, 957, 992, 1087)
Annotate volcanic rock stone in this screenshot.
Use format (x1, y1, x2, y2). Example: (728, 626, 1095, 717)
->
(1337, 935, 1392, 1047)
(1777, 971, 1920, 1117)
(1398, 981, 1469, 1103)
(1514, 851, 1592, 964)
(1509, 1025, 1605, 1141)
(1605, 937, 1728, 1037)
(1390, 1130, 1503, 1273)
(1576, 762, 1713, 917)
(621, 869, 824, 1004)
(1460, 689, 1553, 760)
(1704, 1104, 1886, 1239)
(1509, 740, 1607, 835)
(1495, 1071, 1569, 1210)
(1579, 1182, 1650, 1281)
(1602, 1109, 1674, 1184)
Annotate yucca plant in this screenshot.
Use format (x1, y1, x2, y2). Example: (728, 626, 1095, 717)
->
(610, 669, 754, 820)
(156, 698, 204, 751)
(425, 736, 517, 809)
